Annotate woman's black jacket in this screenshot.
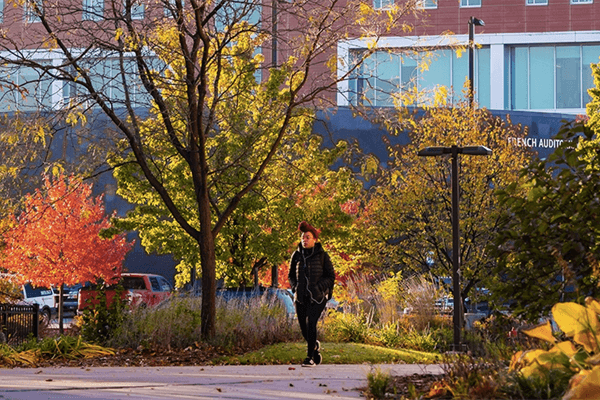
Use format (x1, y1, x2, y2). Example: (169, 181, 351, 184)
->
(288, 242, 335, 304)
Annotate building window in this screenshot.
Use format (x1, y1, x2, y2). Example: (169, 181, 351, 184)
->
(460, 0, 481, 7)
(571, 0, 592, 3)
(0, 0, 4, 23)
(164, 0, 183, 17)
(0, 63, 54, 111)
(123, 0, 144, 19)
(510, 44, 600, 111)
(419, 0, 437, 8)
(83, 0, 103, 20)
(526, 0, 548, 5)
(25, 0, 42, 23)
(349, 47, 490, 108)
(63, 57, 154, 108)
(374, 0, 394, 9)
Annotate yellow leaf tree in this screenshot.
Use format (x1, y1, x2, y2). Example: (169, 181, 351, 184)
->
(352, 100, 532, 305)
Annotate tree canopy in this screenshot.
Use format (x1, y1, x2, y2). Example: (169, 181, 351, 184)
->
(488, 60, 600, 321)
(350, 102, 532, 303)
(1, 174, 132, 289)
(0, 0, 425, 338)
(490, 123, 600, 321)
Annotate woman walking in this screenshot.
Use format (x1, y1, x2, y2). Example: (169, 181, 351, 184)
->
(288, 221, 335, 367)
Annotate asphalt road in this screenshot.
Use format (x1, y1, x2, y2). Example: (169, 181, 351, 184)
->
(0, 364, 444, 400)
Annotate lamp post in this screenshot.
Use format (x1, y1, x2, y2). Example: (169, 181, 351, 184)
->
(417, 145, 492, 351)
(468, 17, 485, 108)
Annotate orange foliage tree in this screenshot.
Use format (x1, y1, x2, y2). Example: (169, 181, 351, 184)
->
(2, 174, 133, 331)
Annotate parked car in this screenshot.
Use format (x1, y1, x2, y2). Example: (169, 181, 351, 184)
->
(56, 284, 82, 316)
(216, 287, 296, 319)
(19, 283, 57, 327)
(78, 273, 173, 313)
(434, 296, 454, 314)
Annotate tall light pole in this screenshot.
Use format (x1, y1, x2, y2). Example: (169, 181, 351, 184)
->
(468, 17, 485, 108)
(417, 145, 492, 351)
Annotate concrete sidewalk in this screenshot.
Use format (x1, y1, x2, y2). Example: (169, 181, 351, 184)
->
(0, 364, 444, 399)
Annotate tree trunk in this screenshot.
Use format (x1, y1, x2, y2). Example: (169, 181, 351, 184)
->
(58, 284, 64, 335)
(198, 196, 216, 340)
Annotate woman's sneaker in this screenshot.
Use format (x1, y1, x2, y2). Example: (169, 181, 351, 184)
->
(301, 357, 316, 367)
(313, 350, 322, 365)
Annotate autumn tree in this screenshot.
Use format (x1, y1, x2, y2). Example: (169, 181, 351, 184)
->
(110, 105, 362, 288)
(489, 61, 600, 320)
(0, 0, 426, 337)
(1, 174, 132, 333)
(350, 101, 533, 306)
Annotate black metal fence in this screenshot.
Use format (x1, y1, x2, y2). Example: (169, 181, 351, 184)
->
(0, 304, 39, 346)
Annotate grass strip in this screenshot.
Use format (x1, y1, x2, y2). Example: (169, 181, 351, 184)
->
(214, 342, 441, 365)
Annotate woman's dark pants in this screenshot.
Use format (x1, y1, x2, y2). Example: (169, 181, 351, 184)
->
(295, 300, 327, 359)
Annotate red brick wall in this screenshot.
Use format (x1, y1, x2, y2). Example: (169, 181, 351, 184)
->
(410, 0, 600, 36)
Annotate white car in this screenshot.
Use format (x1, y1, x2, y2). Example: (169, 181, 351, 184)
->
(19, 284, 57, 327)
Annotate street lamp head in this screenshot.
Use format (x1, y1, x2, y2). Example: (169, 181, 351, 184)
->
(461, 146, 492, 156)
(417, 145, 492, 157)
(470, 17, 485, 26)
(417, 147, 448, 157)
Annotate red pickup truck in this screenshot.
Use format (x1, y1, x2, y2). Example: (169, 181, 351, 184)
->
(77, 273, 173, 312)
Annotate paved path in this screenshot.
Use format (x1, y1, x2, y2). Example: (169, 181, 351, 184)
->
(0, 364, 443, 399)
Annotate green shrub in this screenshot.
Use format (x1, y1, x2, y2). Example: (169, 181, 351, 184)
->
(398, 328, 438, 352)
(321, 310, 372, 343)
(80, 286, 127, 345)
(503, 367, 572, 399)
(366, 366, 392, 399)
(375, 321, 402, 348)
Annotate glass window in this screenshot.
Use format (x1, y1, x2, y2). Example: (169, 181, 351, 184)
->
(215, 1, 260, 31)
(149, 277, 161, 291)
(0, 0, 4, 23)
(123, 277, 146, 290)
(158, 277, 173, 291)
(164, 0, 183, 17)
(527, 0, 548, 4)
(349, 47, 490, 107)
(17, 64, 53, 110)
(123, 0, 144, 19)
(421, 49, 451, 97)
(571, 0, 592, 3)
(511, 44, 600, 111)
(452, 49, 468, 97)
(511, 47, 529, 109)
(374, 0, 393, 9)
(351, 51, 401, 106)
(460, 0, 481, 7)
(530, 47, 554, 109)
(420, 0, 437, 8)
(556, 46, 581, 108)
(83, 0, 103, 20)
(401, 53, 418, 92)
(375, 52, 400, 106)
(583, 45, 600, 104)
(477, 47, 490, 108)
(25, 0, 42, 23)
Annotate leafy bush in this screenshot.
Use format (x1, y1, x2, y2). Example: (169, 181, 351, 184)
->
(321, 310, 372, 343)
(366, 366, 392, 399)
(374, 321, 402, 348)
(79, 286, 127, 344)
(509, 297, 600, 399)
(398, 328, 438, 352)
